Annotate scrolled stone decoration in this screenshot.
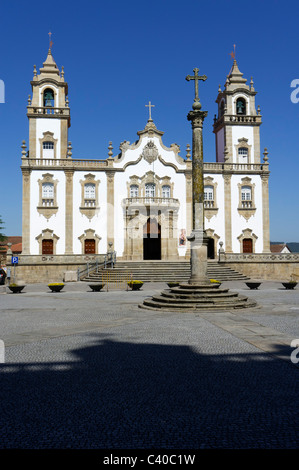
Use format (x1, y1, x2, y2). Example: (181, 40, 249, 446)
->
(141, 140, 159, 164)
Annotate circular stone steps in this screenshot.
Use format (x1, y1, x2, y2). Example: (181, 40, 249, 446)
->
(139, 281, 257, 311)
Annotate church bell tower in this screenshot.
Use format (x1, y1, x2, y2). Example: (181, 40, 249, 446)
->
(27, 48, 71, 160)
(213, 59, 262, 164)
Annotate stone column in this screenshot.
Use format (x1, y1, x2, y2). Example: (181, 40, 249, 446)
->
(64, 169, 74, 254)
(106, 171, 115, 250)
(21, 167, 31, 255)
(187, 108, 209, 284)
(223, 173, 233, 253)
(261, 173, 270, 252)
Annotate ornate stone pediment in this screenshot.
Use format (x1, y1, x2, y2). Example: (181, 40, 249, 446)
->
(141, 141, 159, 164)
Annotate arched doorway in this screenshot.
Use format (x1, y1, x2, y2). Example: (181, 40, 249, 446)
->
(243, 238, 253, 253)
(207, 237, 215, 259)
(143, 218, 161, 260)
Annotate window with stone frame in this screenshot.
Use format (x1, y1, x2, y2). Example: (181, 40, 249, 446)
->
(162, 185, 171, 198)
(241, 185, 252, 207)
(130, 184, 139, 198)
(204, 185, 214, 207)
(84, 183, 96, 206)
(42, 182, 54, 206)
(145, 183, 155, 198)
(37, 174, 58, 219)
(238, 147, 248, 163)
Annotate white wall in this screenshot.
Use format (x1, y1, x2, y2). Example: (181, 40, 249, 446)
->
(36, 119, 61, 159)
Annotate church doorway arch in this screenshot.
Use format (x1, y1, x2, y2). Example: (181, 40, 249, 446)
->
(143, 218, 161, 260)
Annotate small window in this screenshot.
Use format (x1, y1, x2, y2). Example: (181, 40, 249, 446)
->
(241, 186, 251, 201)
(42, 141, 54, 158)
(219, 100, 225, 118)
(145, 183, 155, 198)
(130, 184, 139, 198)
(236, 97, 246, 115)
(204, 186, 214, 201)
(43, 88, 54, 107)
(238, 147, 248, 163)
(42, 183, 54, 199)
(43, 142, 54, 150)
(162, 185, 170, 198)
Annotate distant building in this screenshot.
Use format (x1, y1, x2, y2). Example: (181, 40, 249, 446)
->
(270, 244, 291, 254)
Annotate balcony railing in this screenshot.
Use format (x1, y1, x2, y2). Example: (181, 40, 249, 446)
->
(42, 198, 55, 207)
(204, 200, 215, 208)
(241, 200, 253, 208)
(123, 197, 180, 207)
(84, 199, 96, 207)
(27, 106, 70, 116)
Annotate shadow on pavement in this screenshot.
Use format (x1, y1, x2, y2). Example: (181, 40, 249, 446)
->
(0, 336, 298, 449)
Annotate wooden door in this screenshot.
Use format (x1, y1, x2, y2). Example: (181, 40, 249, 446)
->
(42, 239, 53, 255)
(84, 239, 95, 254)
(243, 238, 253, 253)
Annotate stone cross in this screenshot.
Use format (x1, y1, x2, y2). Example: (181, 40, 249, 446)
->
(145, 101, 155, 120)
(186, 68, 207, 108)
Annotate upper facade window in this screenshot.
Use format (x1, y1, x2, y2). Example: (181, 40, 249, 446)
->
(84, 183, 96, 202)
(130, 184, 139, 198)
(145, 183, 155, 198)
(162, 185, 170, 198)
(238, 147, 248, 163)
(42, 182, 54, 201)
(43, 88, 54, 107)
(204, 185, 214, 201)
(241, 185, 252, 202)
(236, 97, 246, 115)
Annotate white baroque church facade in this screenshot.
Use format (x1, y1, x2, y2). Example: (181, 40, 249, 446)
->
(20, 49, 270, 261)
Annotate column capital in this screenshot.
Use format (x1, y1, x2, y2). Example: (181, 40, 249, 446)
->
(187, 110, 208, 128)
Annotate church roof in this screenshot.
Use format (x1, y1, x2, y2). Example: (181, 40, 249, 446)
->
(225, 59, 249, 92)
(39, 48, 60, 77)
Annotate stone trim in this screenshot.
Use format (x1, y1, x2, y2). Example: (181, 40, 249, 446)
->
(36, 228, 60, 255)
(237, 177, 256, 220)
(21, 168, 31, 255)
(37, 173, 59, 219)
(204, 176, 218, 221)
(64, 169, 74, 254)
(235, 137, 252, 164)
(106, 171, 115, 249)
(261, 174, 270, 252)
(79, 173, 100, 220)
(39, 131, 58, 159)
(78, 229, 101, 254)
(237, 228, 258, 253)
(223, 173, 233, 252)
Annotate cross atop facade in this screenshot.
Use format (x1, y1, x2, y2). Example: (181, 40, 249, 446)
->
(186, 68, 207, 103)
(145, 101, 155, 121)
(48, 31, 53, 49)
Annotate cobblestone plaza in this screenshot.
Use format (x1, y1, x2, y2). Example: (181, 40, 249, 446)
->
(0, 281, 298, 449)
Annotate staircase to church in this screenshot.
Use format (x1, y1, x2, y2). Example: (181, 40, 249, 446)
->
(81, 260, 250, 283)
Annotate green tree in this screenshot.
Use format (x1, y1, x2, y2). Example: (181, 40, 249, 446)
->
(0, 215, 7, 245)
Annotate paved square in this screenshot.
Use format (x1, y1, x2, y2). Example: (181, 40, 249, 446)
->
(0, 281, 298, 448)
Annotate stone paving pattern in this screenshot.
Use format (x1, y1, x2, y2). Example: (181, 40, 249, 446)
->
(0, 281, 298, 449)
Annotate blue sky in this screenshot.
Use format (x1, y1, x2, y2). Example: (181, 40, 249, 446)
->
(0, 0, 298, 242)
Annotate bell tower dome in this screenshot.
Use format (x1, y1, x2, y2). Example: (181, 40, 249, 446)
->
(27, 48, 71, 160)
(213, 59, 262, 164)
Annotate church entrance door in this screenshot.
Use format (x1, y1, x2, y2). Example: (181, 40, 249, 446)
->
(85, 239, 96, 254)
(243, 238, 253, 253)
(143, 218, 161, 260)
(42, 239, 53, 255)
(207, 238, 215, 259)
